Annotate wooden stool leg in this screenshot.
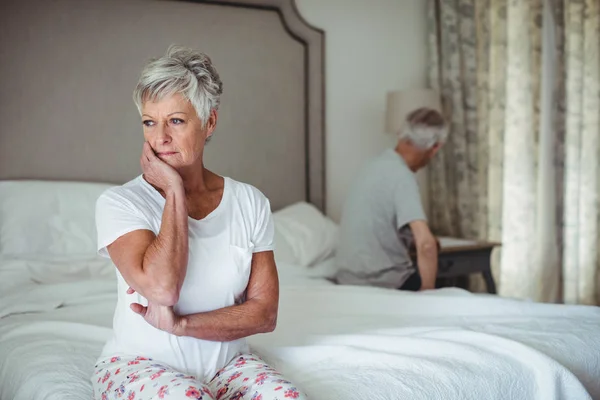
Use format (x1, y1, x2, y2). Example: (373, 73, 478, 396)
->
(482, 269, 497, 294)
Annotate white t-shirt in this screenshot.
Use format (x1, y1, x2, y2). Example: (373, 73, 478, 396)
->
(95, 175, 275, 381)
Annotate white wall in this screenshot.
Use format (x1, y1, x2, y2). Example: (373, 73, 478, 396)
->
(295, 0, 429, 221)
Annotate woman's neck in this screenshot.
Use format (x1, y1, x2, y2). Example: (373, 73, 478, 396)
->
(173, 157, 204, 193)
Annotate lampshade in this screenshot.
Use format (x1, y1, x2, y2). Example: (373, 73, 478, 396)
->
(385, 89, 442, 134)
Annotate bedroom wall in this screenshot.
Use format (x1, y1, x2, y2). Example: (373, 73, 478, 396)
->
(295, 0, 429, 221)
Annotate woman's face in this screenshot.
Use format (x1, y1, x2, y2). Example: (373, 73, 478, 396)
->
(141, 93, 216, 169)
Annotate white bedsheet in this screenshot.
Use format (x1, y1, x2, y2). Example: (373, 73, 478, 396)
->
(1, 258, 599, 400)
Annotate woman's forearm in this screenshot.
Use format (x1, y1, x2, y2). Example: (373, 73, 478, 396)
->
(174, 300, 277, 341)
(142, 186, 189, 305)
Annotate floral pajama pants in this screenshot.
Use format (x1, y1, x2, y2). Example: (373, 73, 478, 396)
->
(92, 354, 307, 400)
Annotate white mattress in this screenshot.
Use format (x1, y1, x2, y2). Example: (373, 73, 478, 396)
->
(1, 257, 599, 400)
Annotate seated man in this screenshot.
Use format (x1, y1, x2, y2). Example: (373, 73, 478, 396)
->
(334, 108, 448, 291)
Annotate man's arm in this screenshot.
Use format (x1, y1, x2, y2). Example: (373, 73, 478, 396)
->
(173, 251, 279, 341)
(409, 220, 438, 290)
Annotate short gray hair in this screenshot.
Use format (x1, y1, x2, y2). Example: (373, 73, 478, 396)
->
(133, 45, 223, 126)
(399, 108, 448, 149)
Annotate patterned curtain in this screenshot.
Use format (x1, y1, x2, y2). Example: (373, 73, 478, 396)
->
(427, 0, 600, 304)
(552, 0, 600, 305)
(427, 0, 491, 241)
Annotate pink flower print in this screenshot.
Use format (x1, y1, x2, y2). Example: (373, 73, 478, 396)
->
(128, 360, 140, 366)
(216, 386, 228, 400)
(234, 358, 247, 367)
(127, 373, 139, 384)
(254, 372, 268, 385)
(115, 384, 126, 398)
(274, 386, 283, 391)
(107, 381, 115, 392)
(230, 386, 249, 400)
(127, 391, 136, 400)
(140, 385, 145, 392)
(157, 385, 169, 399)
(101, 371, 111, 384)
(227, 372, 243, 383)
(243, 377, 249, 382)
(110, 356, 121, 363)
(185, 386, 202, 399)
(284, 388, 300, 399)
(135, 356, 149, 361)
(115, 368, 121, 375)
(251, 393, 263, 400)
(150, 370, 166, 380)
(101, 392, 108, 400)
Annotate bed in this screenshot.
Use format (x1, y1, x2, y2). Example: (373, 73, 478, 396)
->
(1, 0, 600, 399)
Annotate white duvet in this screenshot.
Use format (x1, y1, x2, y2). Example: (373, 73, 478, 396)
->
(1, 258, 599, 400)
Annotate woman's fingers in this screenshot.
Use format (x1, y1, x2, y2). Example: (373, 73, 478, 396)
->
(140, 143, 158, 174)
(140, 143, 152, 169)
(143, 141, 156, 161)
(130, 303, 147, 316)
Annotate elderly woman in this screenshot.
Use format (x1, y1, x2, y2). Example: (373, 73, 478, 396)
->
(92, 46, 307, 400)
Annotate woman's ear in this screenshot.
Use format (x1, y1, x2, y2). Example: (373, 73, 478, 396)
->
(206, 109, 218, 135)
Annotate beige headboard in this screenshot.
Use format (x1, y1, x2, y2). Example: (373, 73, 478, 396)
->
(0, 0, 325, 212)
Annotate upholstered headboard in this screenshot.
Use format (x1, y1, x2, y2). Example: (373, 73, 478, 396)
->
(0, 0, 325, 212)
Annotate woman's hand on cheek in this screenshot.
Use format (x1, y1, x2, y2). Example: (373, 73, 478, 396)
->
(140, 141, 183, 193)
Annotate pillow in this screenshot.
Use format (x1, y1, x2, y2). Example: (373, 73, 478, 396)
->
(0, 254, 115, 286)
(273, 202, 338, 268)
(0, 180, 116, 257)
(276, 259, 337, 287)
(272, 226, 299, 266)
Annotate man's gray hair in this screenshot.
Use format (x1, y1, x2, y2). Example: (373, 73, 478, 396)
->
(133, 45, 223, 126)
(399, 108, 448, 149)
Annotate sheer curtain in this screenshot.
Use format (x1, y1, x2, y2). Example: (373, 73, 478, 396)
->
(534, 0, 560, 303)
(552, 0, 600, 305)
(427, 0, 599, 304)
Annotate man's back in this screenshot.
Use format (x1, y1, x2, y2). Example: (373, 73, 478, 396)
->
(335, 148, 426, 288)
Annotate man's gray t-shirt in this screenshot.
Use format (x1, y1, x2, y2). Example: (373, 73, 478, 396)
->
(335, 148, 426, 288)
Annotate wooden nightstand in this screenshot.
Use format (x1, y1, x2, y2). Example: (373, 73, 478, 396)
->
(437, 237, 500, 294)
(410, 237, 500, 294)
